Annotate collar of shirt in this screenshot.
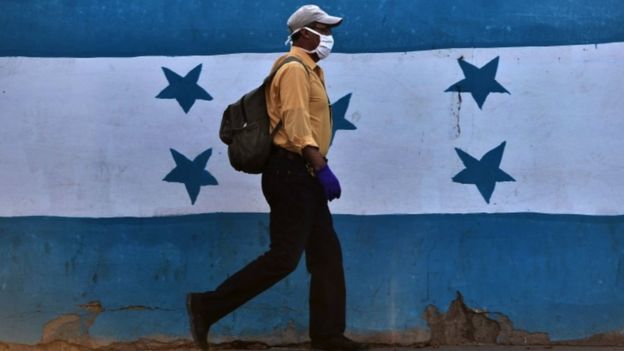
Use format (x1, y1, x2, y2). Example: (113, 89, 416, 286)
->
(288, 46, 319, 71)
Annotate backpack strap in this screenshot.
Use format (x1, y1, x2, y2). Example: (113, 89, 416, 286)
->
(267, 56, 310, 84)
(266, 56, 310, 137)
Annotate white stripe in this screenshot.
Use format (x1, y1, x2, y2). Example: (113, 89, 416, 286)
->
(0, 43, 622, 217)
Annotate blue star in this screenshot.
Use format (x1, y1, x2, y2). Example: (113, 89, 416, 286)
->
(163, 148, 218, 205)
(445, 56, 510, 109)
(452, 141, 515, 204)
(156, 64, 213, 113)
(330, 93, 356, 145)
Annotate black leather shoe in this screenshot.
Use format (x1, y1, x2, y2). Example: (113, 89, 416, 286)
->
(311, 335, 364, 351)
(186, 293, 211, 350)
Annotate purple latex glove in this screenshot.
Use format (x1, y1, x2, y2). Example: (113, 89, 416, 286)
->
(316, 164, 341, 201)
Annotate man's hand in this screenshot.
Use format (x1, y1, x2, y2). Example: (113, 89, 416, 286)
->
(302, 146, 341, 201)
(302, 146, 326, 171)
(316, 164, 341, 201)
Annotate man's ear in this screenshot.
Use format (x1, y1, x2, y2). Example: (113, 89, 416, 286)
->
(300, 28, 311, 39)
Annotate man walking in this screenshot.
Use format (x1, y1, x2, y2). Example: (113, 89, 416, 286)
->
(186, 5, 360, 351)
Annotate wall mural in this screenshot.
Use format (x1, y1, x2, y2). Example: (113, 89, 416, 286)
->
(156, 64, 213, 113)
(0, 0, 623, 347)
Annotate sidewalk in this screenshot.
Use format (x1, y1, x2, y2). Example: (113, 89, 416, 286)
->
(3, 341, 624, 351)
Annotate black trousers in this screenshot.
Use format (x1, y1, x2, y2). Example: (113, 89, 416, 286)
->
(203, 152, 346, 339)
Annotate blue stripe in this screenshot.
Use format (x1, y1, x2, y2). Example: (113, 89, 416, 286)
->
(0, 213, 623, 343)
(1, 0, 623, 57)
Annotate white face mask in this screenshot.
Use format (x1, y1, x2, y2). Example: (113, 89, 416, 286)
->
(287, 27, 334, 60)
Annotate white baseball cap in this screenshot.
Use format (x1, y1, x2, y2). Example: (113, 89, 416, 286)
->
(287, 4, 343, 33)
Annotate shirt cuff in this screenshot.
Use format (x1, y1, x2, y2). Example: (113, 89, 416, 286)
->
(292, 136, 319, 154)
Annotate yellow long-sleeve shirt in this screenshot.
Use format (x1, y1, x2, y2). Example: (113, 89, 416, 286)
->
(266, 46, 332, 157)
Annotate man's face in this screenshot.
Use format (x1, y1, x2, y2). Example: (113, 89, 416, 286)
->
(299, 22, 332, 50)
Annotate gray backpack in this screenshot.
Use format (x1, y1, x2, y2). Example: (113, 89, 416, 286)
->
(219, 56, 306, 174)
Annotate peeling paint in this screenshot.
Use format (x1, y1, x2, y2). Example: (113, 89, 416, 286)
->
(497, 315, 550, 345)
(41, 301, 102, 347)
(15, 292, 622, 349)
(38, 301, 176, 348)
(424, 292, 550, 346)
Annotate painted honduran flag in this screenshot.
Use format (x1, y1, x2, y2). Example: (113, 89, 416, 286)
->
(1, 0, 623, 346)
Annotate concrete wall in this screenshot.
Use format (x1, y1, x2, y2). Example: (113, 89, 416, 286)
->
(1, 0, 624, 348)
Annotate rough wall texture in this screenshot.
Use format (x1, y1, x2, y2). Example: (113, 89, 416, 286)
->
(2, 292, 624, 350)
(424, 292, 549, 346)
(1, 0, 624, 348)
